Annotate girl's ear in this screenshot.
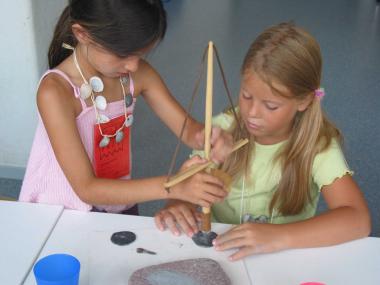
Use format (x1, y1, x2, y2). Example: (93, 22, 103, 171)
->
(297, 93, 314, 112)
(71, 24, 91, 45)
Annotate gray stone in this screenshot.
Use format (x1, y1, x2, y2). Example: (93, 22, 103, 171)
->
(129, 258, 231, 285)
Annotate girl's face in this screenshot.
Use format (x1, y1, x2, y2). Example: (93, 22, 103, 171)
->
(86, 43, 148, 78)
(239, 72, 309, 145)
(72, 24, 154, 78)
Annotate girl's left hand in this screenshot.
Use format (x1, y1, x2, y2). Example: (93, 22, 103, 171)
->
(213, 223, 288, 261)
(195, 126, 233, 164)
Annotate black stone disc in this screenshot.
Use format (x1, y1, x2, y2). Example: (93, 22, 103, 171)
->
(192, 231, 218, 247)
(111, 231, 136, 246)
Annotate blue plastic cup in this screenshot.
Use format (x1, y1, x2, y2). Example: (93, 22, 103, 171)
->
(33, 254, 80, 285)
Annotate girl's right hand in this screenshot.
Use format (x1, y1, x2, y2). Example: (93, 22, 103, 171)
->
(168, 156, 228, 207)
(154, 200, 201, 237)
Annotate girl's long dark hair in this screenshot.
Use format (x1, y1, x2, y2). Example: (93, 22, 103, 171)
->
(48, 0, 166, 68)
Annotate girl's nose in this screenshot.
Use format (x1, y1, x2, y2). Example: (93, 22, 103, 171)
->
(248, 101, 261, 117)
(124, 57, 140, 73)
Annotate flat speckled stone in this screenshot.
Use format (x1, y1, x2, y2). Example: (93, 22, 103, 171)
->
(128, 258, 231, 285)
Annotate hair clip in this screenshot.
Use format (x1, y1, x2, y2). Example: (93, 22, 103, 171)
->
(315, 87, 325, 100)
(62, 43, 75, 51)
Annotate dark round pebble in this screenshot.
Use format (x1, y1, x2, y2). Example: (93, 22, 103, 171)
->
(125, 94, 133, 108)
(111, 231, 136, 246)
(192, 231, 217, 247)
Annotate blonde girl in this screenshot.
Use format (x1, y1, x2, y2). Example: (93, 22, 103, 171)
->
(155, 22, 371, 260)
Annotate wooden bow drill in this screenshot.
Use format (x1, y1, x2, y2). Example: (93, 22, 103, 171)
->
(164, 42, 248, 238)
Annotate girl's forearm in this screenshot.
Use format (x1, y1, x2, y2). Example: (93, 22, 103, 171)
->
(182, 119, 204, 149)
(76, 176, 169, 205)
(280, 206, 371, 250)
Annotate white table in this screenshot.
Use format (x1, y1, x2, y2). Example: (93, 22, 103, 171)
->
(24, 210, 251, 285)
(244, 237, 380, 285)
(23, 209, 380, 285)
(0, 201, 64, 285)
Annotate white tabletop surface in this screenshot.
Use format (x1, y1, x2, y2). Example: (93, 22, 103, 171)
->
(22, 209, 380, 285)
(24, 210, 251, 285)
(244, 237, 380, 285)
(0, 201, 64, 285)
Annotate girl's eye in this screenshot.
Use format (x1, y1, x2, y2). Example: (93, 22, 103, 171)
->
(265, 103, 278, 111)
(242, 92, 251, 99)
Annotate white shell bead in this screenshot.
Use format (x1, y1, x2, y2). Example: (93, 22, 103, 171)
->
(115, 130, 124, 143)
(95, 95, 107, 110)
(79, 83, 92, 100)
(99, 136, 110, 148)
(89, 76, 104, 93)
(98, 114, 110, 124)
(125, 114, 134, 127)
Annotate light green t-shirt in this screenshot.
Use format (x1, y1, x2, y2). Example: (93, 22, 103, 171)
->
(192, 112, 353, 225)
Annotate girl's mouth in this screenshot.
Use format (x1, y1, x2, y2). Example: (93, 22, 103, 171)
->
(247, 122, 261, 130)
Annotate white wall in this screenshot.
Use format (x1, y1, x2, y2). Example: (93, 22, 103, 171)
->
(0, 0, 67, 178)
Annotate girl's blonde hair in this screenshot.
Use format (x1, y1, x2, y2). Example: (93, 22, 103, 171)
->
(221, 22, 342, 216)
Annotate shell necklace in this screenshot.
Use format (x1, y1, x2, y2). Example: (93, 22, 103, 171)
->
(239, 175, 275, 224)
(71, 46, 134, 148)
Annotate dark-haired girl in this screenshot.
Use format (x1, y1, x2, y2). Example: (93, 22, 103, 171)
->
(19, 0, 231, 214)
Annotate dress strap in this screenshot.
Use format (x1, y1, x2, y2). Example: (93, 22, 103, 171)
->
(129, 74, 135, 96)
(40, 69, 87, 110)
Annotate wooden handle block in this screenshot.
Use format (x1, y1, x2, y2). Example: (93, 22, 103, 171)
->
(210, 168, 232, 190)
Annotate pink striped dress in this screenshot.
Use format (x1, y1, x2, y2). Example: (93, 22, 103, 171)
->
(19, 69, 136, 213)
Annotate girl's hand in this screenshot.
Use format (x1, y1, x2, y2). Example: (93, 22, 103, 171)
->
(169, 156, 228, 207)
(195, 127, 233, 164)
(213, 223, 288, 261)
(154, 200, 201, 237)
